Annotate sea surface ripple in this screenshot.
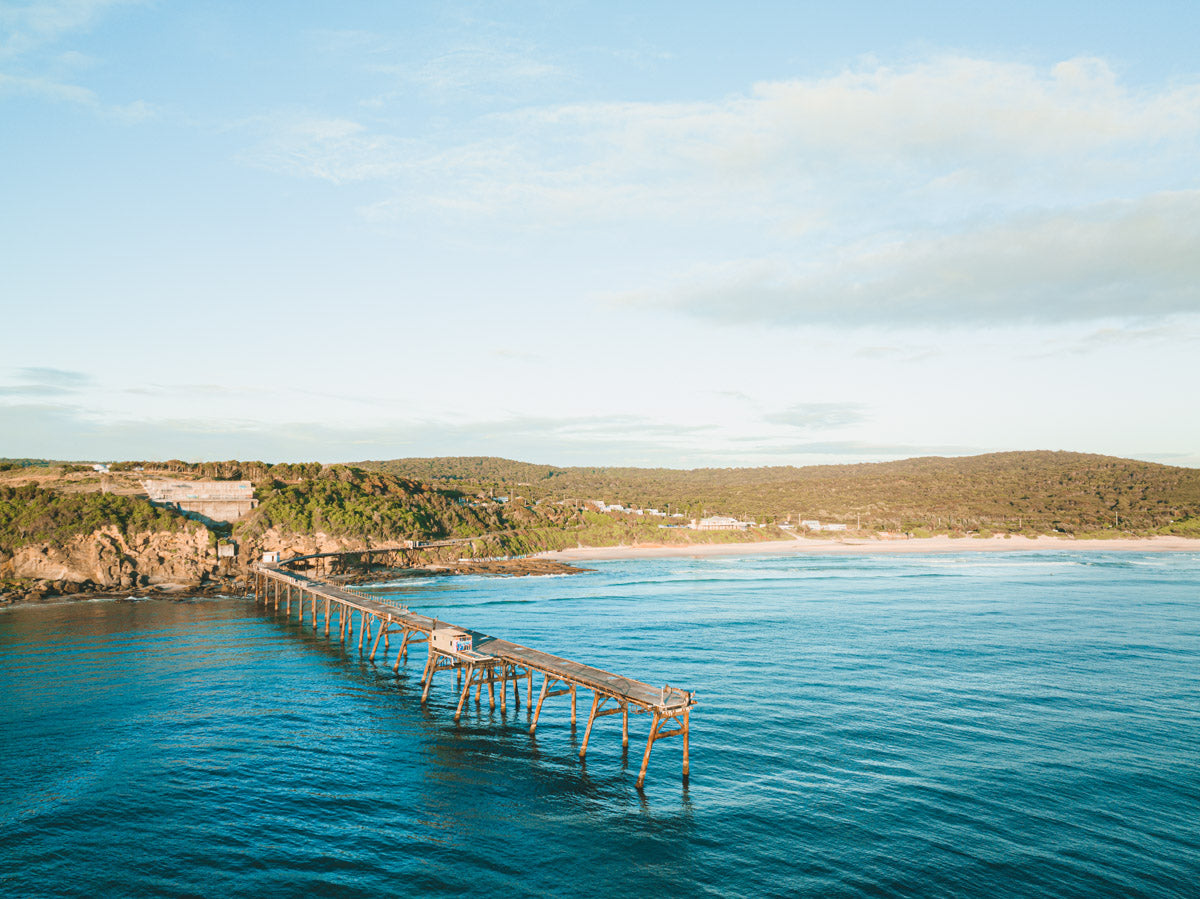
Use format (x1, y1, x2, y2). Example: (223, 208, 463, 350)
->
(2, 552, 1198, 897)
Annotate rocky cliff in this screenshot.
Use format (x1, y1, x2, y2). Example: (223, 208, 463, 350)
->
(0, 526, 461, 603)
(0, 524, 219, 598)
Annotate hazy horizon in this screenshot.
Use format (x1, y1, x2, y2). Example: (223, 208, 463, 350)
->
(5, 447, 1195, 474)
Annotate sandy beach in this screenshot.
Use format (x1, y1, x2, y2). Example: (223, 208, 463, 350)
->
(537, 534, 1200, 562)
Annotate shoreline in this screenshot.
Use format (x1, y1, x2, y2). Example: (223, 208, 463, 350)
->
(0, 559, 592, 608)
(536, 534, 1200, 562)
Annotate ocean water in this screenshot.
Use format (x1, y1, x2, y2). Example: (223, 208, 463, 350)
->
(2, 552, 1198, 898)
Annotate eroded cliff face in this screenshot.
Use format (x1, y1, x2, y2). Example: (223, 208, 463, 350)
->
(244, 528, 473, 568)
(0, 525, 218, 591)
(249, 528, 369, 560)
(0, 526, 475, 603)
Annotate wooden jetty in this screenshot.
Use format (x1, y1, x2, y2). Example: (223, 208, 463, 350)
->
(253, 559, 696, 788)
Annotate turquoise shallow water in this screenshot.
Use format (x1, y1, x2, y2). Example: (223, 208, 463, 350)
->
(2, 552, 1199, 897)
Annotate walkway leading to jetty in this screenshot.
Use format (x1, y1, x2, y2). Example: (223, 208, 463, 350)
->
(253, 561, 695, 789)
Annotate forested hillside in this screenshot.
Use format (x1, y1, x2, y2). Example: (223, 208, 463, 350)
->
(232, 465, 574, 544)
(4, 451, 1199, 553)
(360, 451, 1200, 535)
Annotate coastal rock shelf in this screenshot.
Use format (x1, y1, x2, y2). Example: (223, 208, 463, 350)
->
(254, 560, 695, 789)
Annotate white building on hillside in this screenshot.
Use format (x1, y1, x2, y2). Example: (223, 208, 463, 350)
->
(692, 515, 751, 531)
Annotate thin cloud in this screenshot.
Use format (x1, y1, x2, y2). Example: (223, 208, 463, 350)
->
(631, 191, 1200, 325)
(409, 42, 562, 99)
(0, 367, 90, 396)
(0, 71, 95, 103)
(763, 403, 869, 429)
(240, 53, 1200, 328)
(0, 405, 848, 467)
(0, 70, 154, 119)
(708, 440, 979, 458)
(0, 0, 140, 57)
(247, 55, 1200, 218)
(3, 404, 1194, 468)
(18, 367, 91, 387)
(854, 346, 935, 362)
(0, 385, 75, 397)
(1032, 319, 1200, 357)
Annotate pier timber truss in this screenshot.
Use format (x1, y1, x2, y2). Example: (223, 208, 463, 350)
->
(254, 560, 696, 788)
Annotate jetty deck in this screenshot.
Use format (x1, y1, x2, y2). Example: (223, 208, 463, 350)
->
(254, 561, 695, 788)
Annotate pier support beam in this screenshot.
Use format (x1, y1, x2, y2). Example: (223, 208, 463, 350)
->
(420, 653, 436, 702)
(394, 630, 410, 672)
(529, 674, 574, 736)
(455, 664, 476, 721)
(637, 715, 662, 789)
(635, 708, 691, 789)
(369, 618, 386, 662)
(581, 693, 601, 758)
(453, 662, 497, 721)
(580, 694, 627, 760)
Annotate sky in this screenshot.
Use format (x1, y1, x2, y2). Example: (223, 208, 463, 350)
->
(2, 1, 1198, 468)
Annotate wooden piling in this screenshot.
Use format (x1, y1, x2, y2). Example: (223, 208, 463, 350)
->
(369, 618, 385, 662)
(682, 708, 690, 780)
(455, 665, 474, 721)
(530, 674, 551, 735)
(394, 630, 410, 672)
(580, 692, 601, 758)
(636, 715, 662, 789)
(420, 654, 436, 702)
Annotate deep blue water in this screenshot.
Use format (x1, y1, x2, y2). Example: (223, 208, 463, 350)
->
(2, 552, 1199, 897)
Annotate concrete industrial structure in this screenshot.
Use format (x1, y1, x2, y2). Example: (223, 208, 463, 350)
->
(143, 479, 257, 523)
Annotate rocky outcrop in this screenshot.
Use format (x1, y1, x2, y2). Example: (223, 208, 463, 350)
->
(0, 525, 558, 605)
(247, 528, 375, 560)
(0, 524, 218, 594)
(239, 528, 479, 570)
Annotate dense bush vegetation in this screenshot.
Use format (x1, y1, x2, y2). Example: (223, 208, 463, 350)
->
(234, 465, 536, 542)
(0, 485, 189, 550)
(110, 459, 324, 483)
